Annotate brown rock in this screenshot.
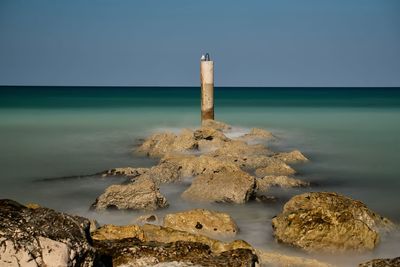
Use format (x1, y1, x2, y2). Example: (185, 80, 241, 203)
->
(240, 128, 274, 141)
(134, 214, 159, 225)
(91, 177, 168, 211)
(255, 159, 296, 177)
(91, 224, 145, 241)
(272, 192, 394, 252)
(202, 119, 232, 132)
(359, 257, 400, 267)
(181, 166, 256, 204)
(256, 175, 309, 192)
(136, 132, 177, 157)
(273, 150, 309, 164)
(163, 209, 239, 239)
(256, 249, 334, 267)
(100, 167, 149, 178)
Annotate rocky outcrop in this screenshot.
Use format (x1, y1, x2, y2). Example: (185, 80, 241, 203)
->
(359, 257, 400, 267)
(0, 199, 96, 267)
(100, 167, 149, 178)
(91, 177, 168, 211)
(255, 159, 296, 177)
(202, 119, 232, 132)
(94, 238, 257, 267)
(137, 132, 177, 157)
(272, 150, 309, 164)
(272, 192, 393, 252)
(181, 166, 256, 204)
(238, 128, 274, 142)
(256, 249, 334, 267)
(92, 224, 253, 254)
(163, 209, 239, 239)
(135, 214, 159, 225)
(256, 175, 309, 192)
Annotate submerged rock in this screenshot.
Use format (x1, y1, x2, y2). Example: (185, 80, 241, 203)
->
(0, 199, 95, 267)
(256, 175, 309, 192)
(239, 128, 274, 142)
(163, 209, 239, 239)
(359, 257, 400, 267)
(256, 249, 334, 267)
(91, 176, 168, 211)
(272, 150, 309, 164)
(181, 166, 256, 204)
(100, 167, 149, 178)
(272, 192, 393, 252)
(135, 214, 159, 225)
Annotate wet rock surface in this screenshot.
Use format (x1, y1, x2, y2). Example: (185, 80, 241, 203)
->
(163, 209, 239, 239)
(0, 199, 96, 267)
(91, 176, 168, 211)
(358, 257, 400, 267)
(272, 192, 393, 252)
(256, 175, 310, 192)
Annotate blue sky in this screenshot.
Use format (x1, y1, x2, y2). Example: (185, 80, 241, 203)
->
(0, 0, 399, 86)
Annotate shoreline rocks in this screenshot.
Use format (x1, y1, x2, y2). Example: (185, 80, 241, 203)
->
(91, 176, 168, 211)
(272, 192, 393, 253)
(163, 209, 239, 239)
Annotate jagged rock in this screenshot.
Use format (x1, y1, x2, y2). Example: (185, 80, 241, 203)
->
(135, 214, 159, 225)
(92, 224, 253, 254)
(209, 140, 270, 158)
(255, 159, 296, 177)
(359, 257, 400, 267)
(256, 175, 309, 192)
(239, 128, 274, 142)
(91, 177, 168, 211)
(272, 192, 394, 252)
(137, 132, 177, 157)
(181, 166, 256, 204)
(163, 209, 239, 239)
(202, 119, 232, 132)
(256, 249, 334, 267)
(273, 150, 309, 164)
(100, 167, 149, 178)
(0, 199, 96, 266)
(89, 219, 100, 233)
(94, 238, 257, 267)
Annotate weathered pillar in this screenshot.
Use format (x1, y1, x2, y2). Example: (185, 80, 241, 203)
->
(200, 53, 214, 123)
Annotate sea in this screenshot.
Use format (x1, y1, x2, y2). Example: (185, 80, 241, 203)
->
(0, 86, 399, 266)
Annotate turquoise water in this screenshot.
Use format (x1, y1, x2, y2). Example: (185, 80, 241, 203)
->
(1, 86, 400, 265)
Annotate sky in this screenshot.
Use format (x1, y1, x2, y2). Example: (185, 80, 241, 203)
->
(0, 0, 399, 87)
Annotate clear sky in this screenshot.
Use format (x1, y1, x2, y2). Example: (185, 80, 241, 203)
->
(0, 0, 399, 87)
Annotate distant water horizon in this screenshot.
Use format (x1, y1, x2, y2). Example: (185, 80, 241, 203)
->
(1, 86, 399, 266)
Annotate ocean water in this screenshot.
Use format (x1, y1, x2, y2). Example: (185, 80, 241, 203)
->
(1, 86, 400, 266)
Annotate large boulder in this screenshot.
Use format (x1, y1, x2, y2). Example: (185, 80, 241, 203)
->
(0, 199, 96, 267)
(163, 209, 239, 239)
(359, 257, 400, 267)
(181, 166, 256, 204)
(256, 175, 309, 192)
(272, 192, 393, 252)
(137, 132, 177, 157)
(91, 177, 168, 211)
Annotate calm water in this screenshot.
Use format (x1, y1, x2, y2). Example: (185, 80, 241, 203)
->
(1, 86, 400, 266)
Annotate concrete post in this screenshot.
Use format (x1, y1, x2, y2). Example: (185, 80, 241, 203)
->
(200, 54, 214, 123)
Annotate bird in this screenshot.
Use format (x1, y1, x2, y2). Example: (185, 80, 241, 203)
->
(200, 55, 206, 61)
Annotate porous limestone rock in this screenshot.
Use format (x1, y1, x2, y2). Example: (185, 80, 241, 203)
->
(272, 192, 394, 252)
(0, 199, 96, 267)
(91, 176, 168, 211)
(137, 132, 177, 157)
(202, 119, 232, 132)
(256, 175, 309, 192)
(359, 257, 400, 267)
(239, 128, 274, 142)
(272, 150, 309, 164)
(135, 214, 159, 225)
(100, 167, 149, 178)
(163, 209, 239, 239)
(181, 166, 256, 204)
(256, 249, 334, 267)
(255, 160, 296, 177)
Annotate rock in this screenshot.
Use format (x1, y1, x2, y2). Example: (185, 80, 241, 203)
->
(135, 214, 159, 225)
(163, 209, 239, 239)
(255, 195, 278, 204)
(181, 166, 256, 204)
(255, 159, 296, 177)
(256, 249, 334, 267)
(0, 199, 96, 266)
(209, 140, 270, 158)
(256, 175, 309, 192)
(100, 167, 149, 178)
(240, 128, 274, 141)
(91, 176, 168, 211)
(89, 219, 100, 233)
(25, 202, 41, 209)
(202, 119, 232, 132)
(92, 224, 253, 254)
(94, 238, 257, 267)
(359, 257, 400, 267)
(273, 150, 309, 164)
(137, 132, 177, 157)
(272, 192, 394, 252)
(91, 224, 145, 241)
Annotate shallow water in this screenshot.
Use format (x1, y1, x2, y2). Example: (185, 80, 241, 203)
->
(0, 87, 400, 266)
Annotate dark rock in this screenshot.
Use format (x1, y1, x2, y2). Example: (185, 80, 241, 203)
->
(359, 257, 400, 267)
